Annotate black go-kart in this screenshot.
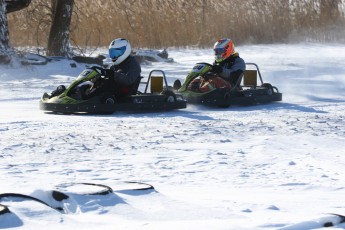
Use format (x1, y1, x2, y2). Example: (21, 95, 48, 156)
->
(173, 62, 282, 108)
(39, 66, 187, 114)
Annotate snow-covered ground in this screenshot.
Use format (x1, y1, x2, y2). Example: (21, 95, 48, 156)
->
(1, 43, 345, 229)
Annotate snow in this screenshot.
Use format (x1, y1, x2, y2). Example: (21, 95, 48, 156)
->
(1, 43, 345, 229)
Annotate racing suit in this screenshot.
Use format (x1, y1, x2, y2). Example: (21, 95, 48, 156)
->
(102, 55, 142, 97)
(215, 53, 246, 87)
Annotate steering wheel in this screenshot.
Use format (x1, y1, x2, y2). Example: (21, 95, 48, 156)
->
(196, 62, 213, 67)
(90, 66, 105, 75)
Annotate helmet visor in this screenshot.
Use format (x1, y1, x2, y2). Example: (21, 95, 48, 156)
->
(109, 46, 126, 59)
(214, 47, 226, 55)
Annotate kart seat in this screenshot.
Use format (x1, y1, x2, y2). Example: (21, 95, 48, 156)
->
(230, 71, 244, 90)
(150, 76, 164, 93)
(243, 70, 257, 87)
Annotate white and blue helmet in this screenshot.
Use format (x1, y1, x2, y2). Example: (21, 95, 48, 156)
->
(108, 38, 131, 65)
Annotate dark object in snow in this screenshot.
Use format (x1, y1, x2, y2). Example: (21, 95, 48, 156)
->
(0, 193, 64, 212)
(21, 53, 66, 65)
(55, 183, 113, 196)
(0, 204, 11, 215)
(22, 53, 49, 65)
(116, 181, 155, 194)
(0, 181, 155, 222)
(323, 213, 345, 227)
(22, 49, 172, 66)
(102, 48, 174, 66)
(0, 55, 11, 64)
(174, 62, 282, 108)
(72, 54, 106, 65)
(51, 191, 69, 201)
(39, 67, 186, 114)
(23, 53, 106, 66)
(279, 213, 345, 229)
(133, 48, 174, 63)
(55, 181, 154, 195)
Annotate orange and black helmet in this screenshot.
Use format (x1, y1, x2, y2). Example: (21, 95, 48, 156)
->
(214, 38, 235, 63)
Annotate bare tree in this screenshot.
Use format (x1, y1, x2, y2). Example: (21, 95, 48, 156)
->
(47, 0, 74, 56)
(0, 0, 11, 63)
(1, 0, 31, 64)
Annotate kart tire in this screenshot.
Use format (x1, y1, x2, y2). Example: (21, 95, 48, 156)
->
(55, 182, 113, 196)
(272, 86, 280, 93)
(262, 83, 273, 96)
(51, 191, 69, 201)
(173, 80, 182, 90)
(161, 90, 176, 102)
(101, 93, 116, 104)
(217, 93, 230, 108)
(24, 53, 49, 65)
(0, 204, 10, 215)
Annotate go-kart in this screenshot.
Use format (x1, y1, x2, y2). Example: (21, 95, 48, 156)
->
(173, 62, 282, 107)
(39, 66, 186, 114)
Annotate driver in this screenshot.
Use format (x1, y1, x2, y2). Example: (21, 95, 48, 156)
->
(102, 38, 141, 96)
(211, 38, 245, 88)
(84, 38, 141, 99)
(50, 38, 141, 99)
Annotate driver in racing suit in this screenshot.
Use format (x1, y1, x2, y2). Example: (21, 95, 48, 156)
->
(211, 38, 246, 88)
(101, 38, 141, 97)
(50, 38, 141, 99)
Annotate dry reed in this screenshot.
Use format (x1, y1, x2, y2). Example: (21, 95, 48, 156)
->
(7, 0, 345, 50)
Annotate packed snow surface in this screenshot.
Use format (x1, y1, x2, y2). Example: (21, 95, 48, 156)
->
(1, 44, 345, 229)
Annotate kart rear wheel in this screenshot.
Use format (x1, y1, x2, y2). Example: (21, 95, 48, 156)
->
(161, 90, 176, 102)
(218, 92, 230, 108)
(100, 93, 116, 114)
(173, 80, 181, 90)
(101, 93, 116, 104)
(262, 83, 273, 96)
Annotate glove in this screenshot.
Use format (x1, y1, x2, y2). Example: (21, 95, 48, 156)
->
(212, 65, 223, 74)
(102, 68, 114, 78)
(202, 72, 216, 81)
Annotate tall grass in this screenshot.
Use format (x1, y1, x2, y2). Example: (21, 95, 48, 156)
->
(7, 0, 345, 49)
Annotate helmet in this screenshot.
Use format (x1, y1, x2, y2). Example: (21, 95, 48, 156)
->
(214, 38, 235, 63)
(108, 38, 132, 65)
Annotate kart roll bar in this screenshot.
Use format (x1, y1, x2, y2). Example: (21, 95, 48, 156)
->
(245, 62, 264, 85)
(144, 69, 169, 93)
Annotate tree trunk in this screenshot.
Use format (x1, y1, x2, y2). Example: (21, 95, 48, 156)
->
(0, 0, 10, 63)
(47, 0, 74, 57)
(1, 0, 31, 64)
